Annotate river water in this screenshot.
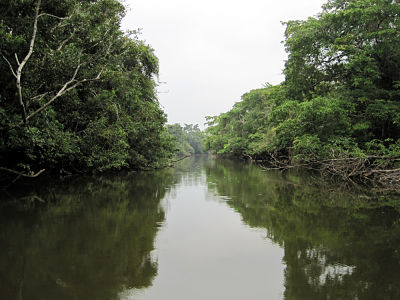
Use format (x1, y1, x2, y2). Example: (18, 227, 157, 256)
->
(1, 156, 400, 299)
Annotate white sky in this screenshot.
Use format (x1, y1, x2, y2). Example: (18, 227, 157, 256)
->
(121, 0, 326, 128)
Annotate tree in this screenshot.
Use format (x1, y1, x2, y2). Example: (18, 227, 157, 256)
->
(183, 124, 206, 154)
(205, 0, 400, 184)
(0, 0, 174, 179)
(1, 0, 119, 123)
(167, 124, 206, 158)
(283, 0, 400, 140)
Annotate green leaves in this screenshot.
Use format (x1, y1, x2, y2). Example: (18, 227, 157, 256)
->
(167, 123, 206, 158)
(205, 0, 400, 167)
(285, 0, 400, 102)
(0, 0, 175, 175)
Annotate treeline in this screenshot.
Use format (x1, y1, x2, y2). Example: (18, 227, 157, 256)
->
(205, 0, 400, 185)
(167, 124, 206, 158)
(0, 0, 175, 178)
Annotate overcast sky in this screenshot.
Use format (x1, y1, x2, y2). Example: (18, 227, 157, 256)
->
(121, 0, 326, 128)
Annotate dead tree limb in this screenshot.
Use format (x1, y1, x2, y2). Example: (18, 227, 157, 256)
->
(257, 153, 400, 189)
(0, 167, 45, 178)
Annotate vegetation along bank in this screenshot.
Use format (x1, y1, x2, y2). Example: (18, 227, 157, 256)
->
(205, 0, 400, 188)
(0, 0, 194, 184)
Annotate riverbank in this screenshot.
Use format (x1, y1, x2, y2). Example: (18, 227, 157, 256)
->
(249, 153, 400, 192)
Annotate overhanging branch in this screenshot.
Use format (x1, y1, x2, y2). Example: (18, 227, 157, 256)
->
(0, 167, 45, 178)
(25, 62, 104, 122)
(2, 55, 17, 78)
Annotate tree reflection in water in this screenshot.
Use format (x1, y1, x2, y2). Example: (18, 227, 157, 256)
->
(2, 157, 400, 300)
(0, 170, 176, 300)
(205, 159, 400, 300)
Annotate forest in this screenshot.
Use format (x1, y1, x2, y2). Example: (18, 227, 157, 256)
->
(1, 1, 400, 296)
(2, 0, 399, 188)
(167, 124, 206, 158)
(0, 0, 205, 183)
(205, 0, 400, 187)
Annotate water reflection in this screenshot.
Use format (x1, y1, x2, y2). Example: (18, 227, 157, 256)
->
(2, 157, 400, 299)
(0, 170, 176, 300)
(123, 156, 285, 300)
(205, 159, 400, 300)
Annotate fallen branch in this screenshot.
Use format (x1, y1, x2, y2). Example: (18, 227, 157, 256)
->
(172, 155, 191, 163)
(365, 167, 400, 175)
(160, 155, 191, 169)
(0, 167, 46, 178)
(255, 153, 400, 190)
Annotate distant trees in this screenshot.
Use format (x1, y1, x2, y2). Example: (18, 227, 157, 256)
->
(205, 0, 400, 184)
(0, 0, 174, 178)
(167, 124, 206, 158)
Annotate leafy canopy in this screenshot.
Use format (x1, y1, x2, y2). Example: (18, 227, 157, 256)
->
(205, 0, 400, 166)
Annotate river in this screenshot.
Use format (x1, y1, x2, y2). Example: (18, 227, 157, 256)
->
(1, 156, 400, 299)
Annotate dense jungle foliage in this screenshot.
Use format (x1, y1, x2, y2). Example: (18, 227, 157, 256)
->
(0, 0, 175, 179)
(204, 0, 400, 184)
(167, 124, 206, 158)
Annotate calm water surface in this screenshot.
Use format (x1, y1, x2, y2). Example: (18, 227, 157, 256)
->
(1, 156, 400, 299)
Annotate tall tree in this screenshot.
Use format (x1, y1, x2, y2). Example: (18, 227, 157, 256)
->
(283, 0, 400, 140)
(0, 0, 174, 178)
(205, 0, 400, 183)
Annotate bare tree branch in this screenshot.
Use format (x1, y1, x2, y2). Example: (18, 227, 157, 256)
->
(57, 29, 75, 51)
(29, 91, 50, 102)
(14, 0, 42, 122)
(256, 152, 400, 189)
(0, 167, 45, 178)
(2, 55, 17, 78)
(49, 13, 74, 33)
(3, 0, 106, 123)
(26, 59, 82, 121)
(25, 62, 104, 122)
(15, 53, 20, 65)
(38, 13, 69, 20)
